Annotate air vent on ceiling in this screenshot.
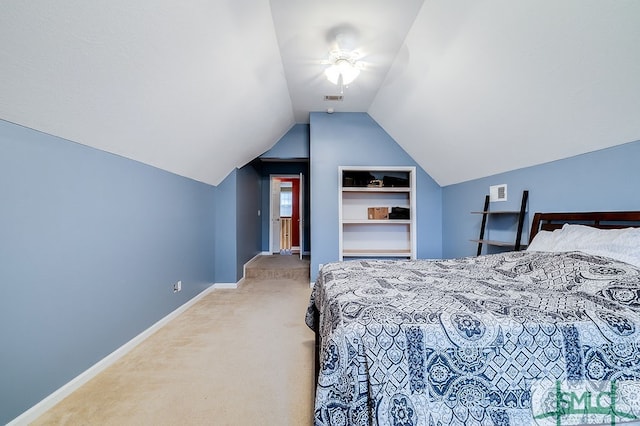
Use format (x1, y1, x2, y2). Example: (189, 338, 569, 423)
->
(324, 95, 344, 101)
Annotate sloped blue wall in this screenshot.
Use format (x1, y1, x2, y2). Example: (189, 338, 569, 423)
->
(0, 120, 216, 424)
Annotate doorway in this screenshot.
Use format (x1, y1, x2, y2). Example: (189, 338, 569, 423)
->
(270, 174, 304, 259)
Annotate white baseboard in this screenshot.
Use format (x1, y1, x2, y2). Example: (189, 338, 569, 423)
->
(213, 282, 239, 289)
(8, 284, 218, 425)
(263, 250, 309, 256)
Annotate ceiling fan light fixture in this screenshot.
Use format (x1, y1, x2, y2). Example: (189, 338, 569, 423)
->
(325, 59, 360, 85)
(324, 50, 362, 86)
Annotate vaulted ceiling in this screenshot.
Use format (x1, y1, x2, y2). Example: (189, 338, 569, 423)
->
(1, 1, 639, 186)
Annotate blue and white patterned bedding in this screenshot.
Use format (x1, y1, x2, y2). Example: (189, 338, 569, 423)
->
(305, 251, 640, 425)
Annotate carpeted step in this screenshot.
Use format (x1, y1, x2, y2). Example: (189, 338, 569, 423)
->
(244, 255, 310, 281)
(245, 268, 309, 281)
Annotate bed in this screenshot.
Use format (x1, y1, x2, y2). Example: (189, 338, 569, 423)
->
(305, 211, 640, 425)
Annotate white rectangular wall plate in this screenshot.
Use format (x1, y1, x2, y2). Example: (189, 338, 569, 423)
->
(489, 184, 507, 202)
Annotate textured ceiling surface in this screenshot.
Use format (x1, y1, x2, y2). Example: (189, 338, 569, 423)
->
(1, 1, 639, 186)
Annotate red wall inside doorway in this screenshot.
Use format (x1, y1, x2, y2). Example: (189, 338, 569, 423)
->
(279, 178, 300, 247)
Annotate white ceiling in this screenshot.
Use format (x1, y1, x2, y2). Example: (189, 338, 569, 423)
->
(1, 1, 639, 186)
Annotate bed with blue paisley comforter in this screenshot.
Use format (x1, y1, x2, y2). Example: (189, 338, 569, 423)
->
(305, 250, 640, 425)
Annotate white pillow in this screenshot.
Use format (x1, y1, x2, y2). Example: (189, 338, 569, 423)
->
(578, 227, 640, 268)
(553, 224, 629, 252)
(526, 230, 562, 252)
(528, 224, 640, 268)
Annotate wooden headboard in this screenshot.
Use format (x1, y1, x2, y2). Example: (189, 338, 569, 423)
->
(529, 211, 640, 243)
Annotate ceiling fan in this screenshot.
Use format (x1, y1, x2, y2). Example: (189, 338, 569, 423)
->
(321, 26, 365, 93)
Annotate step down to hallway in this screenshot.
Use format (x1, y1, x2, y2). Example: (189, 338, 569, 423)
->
(245, 254, 310, 281)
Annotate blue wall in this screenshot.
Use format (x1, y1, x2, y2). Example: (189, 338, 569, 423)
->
(0, 120, 217, 424)
(235, 164, 262, 278)
(214, 170, 237, 283)
(309, 112, 443, 281)
(214, 165, 262, 283)
(260, 123, 310, 160)
(442, 139, 640, 258)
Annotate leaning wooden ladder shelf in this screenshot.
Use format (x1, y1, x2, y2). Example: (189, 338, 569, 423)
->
(472, 190, 529, 255)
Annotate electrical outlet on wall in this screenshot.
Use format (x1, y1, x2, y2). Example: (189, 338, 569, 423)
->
(173, 280, 182, 293)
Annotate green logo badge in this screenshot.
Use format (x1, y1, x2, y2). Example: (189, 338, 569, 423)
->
(531, 379, 640, 425)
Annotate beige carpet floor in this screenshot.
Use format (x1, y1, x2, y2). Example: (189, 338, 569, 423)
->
(33, 257, 315, 425)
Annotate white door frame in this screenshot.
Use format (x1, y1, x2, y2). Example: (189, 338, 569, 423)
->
(269, 174, 302, 254)
(298, 172, 304, 260)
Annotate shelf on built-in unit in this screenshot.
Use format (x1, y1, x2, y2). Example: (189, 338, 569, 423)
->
(339, 166, 416, 261)
(342, 248, 412, 257)
(343, 219, 411, 224)
(342, 187, 411, 193)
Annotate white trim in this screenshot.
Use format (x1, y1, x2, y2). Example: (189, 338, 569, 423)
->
(213, 282, 239, 289)
(269, 174, 302, 254)
(8, 284, 217, 426)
